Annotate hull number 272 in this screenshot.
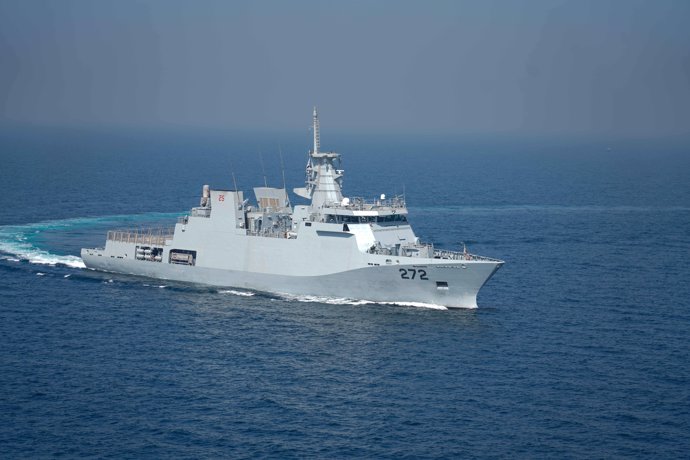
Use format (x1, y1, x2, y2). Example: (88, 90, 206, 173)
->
(399, 268, 428, 280)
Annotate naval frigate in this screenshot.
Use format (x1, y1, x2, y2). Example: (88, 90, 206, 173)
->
(81, 109, 503, 308)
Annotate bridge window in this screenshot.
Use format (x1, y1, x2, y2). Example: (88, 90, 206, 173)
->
(376, 215, 407, 223)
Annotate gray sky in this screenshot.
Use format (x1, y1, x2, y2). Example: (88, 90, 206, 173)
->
(1, 0, 689, 139)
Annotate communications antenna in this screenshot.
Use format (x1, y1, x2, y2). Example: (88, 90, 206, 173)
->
(279, 145, 291, 208)
(229, 158, 241, 207)
(259, 149, 268, 187)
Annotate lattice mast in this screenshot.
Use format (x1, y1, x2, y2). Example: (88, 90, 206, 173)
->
(313, 106, 320, 155)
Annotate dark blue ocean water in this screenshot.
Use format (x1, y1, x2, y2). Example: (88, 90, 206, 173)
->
(1, 127, 689, 458)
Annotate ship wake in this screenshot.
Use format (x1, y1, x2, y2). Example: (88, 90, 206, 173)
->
(0, 212, 182, 270)
(0, 227, 86, 268)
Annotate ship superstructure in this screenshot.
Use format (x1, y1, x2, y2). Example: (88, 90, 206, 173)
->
(81, 108, 503, 308)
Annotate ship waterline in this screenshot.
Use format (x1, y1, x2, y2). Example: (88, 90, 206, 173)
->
(81, 108, 503, 308)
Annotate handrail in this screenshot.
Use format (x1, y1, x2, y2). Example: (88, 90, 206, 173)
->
(245, 230, 288, 239)
(334, 195, 406, 210)
(433, 248, 501, 262)
(107, 227, 175, 246)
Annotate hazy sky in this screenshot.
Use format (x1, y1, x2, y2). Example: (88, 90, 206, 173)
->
(1, 0, 689, 139)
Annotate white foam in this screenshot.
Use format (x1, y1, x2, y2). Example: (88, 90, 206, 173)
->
(278, 293, 373, 306)
(26, 252, 85, 269)
(218, 289, 255, 297)
(36, 272, 45, 276)
(378, 301, 449, 310)
(0, 230, 85, 269)
(276, 293, 447, 309)
(143, 283, 167, 289)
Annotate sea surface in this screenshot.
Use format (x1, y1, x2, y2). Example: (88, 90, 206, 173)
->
(1, 127, 689, 458)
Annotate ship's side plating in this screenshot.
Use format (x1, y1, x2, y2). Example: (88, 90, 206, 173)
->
(81, 108, 503, 308)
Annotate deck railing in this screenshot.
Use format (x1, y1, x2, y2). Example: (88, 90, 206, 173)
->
(369, 242, 500, 262)
(330, 195, 406, 210)
(107, 228, 175, 246)
(433, 248, 501, 262)
(245, 229, 290, 239)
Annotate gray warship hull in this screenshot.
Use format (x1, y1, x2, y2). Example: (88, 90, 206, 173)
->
(82, 244, 501, 309)
(81, 108, 503, 308)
